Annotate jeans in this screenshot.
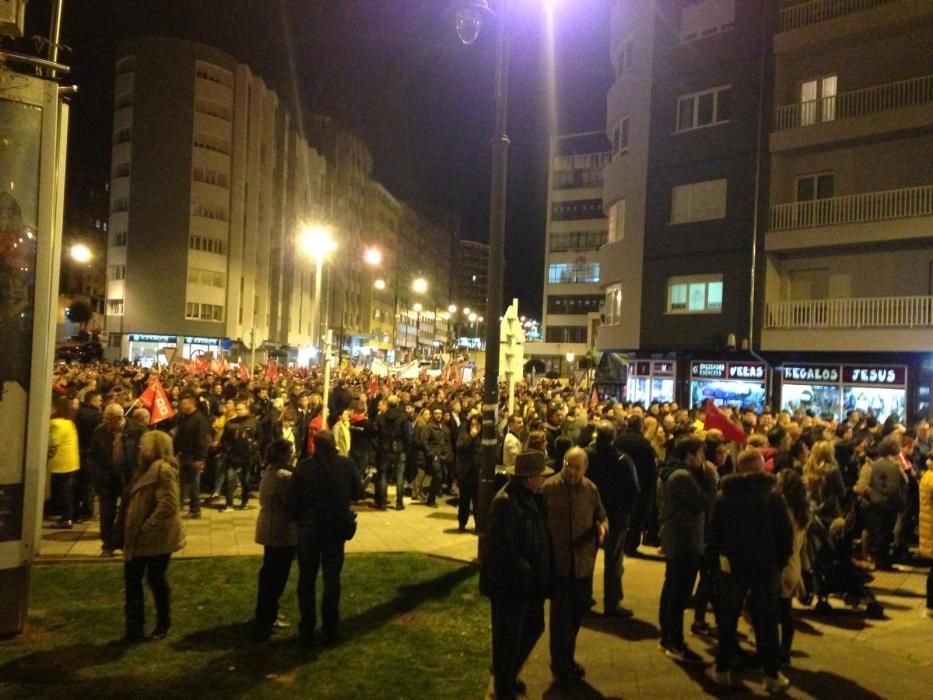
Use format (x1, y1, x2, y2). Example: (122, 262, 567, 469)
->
(658, 554, 699, 650)
(603, 511, 629, 612)
(425, 456, 444, 505)
(376, 452, 405, 507)
(51, 471, 76, 522)
(694, 560, 717, 625)
(458, 466, 479, 529)
(550, 576, 592, 675)
(76, 463, 95, 518)
(180, 463, 202, 515)
(254, 545, 296, 637)
(124, 554, 171, 637)
(865, 503, 897, 567)
(297, 526, 346, 640)
(212, 455, 226, 496)
(716, 570, 781, 676)
(491, 596, 545, 699)
(97, 479, 124, 550)
(225, 461, 251, 508)
(778, 597, 794, 657)
(625, 482, 655, 553)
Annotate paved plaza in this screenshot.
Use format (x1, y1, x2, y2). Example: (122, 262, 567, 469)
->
(39, 494, 933, 698)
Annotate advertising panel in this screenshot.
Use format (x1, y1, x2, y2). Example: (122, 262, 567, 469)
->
(689, 361, 768, 411)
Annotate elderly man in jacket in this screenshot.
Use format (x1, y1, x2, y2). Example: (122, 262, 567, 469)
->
(542, 446, 608, 686)
(481, 450, 553, 700)
(87, 403, 143, 556)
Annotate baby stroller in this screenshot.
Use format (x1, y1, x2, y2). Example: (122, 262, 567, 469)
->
(802, 515, 883, 618)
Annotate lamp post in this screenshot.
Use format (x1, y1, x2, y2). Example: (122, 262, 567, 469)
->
(447, 0, 517, 561)
(299, 225, 337, 352)
(412, 276, 428, 360)
(364, 246, 382, 353)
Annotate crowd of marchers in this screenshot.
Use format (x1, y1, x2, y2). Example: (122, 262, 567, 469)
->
(43, 361, 933, 694)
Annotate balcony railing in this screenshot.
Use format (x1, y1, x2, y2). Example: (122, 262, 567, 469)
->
(779, 0, 899, 32)
(765, 296, 933, 329)
(774, 74, 933, 131)
(769, 185, 933, 231)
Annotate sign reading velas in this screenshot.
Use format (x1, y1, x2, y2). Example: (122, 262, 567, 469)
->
(782, 364, 839, 383)
(690, 361, 767, 380)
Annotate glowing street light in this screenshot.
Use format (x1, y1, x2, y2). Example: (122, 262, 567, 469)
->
(364, 246, 382, 267)
(463, 307, 471, 316)
(299, 224, 337, 348)
(69, 243, 92, 264)
(412, 277, 428, 295)
(413, 302, 424, 313)
(566, 351, 575, 363)
(469, 312, 478, 323)
(374, 278, 386, 291)
(448, 303, 458, 314)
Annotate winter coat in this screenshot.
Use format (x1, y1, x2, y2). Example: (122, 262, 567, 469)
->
(334, 420, 352, 457)
(781, 516, 808, 598)
(122, 459, 186, 560)
(74, 404, 102, 458)
(87, 420, 143, 493)
(221, 414, 260, 466)
(455, 424, 482, 481)
(585, 441, 640, 515)
(919, 469, 933, 559)
(285, 453, 362, 531)
(709, 471, 793, 576)
(348, 413, 375, 457)
(657, 460, 715, 560)
(867, 456, 908, 513)
(614, 431, 658, 496)
(48, 418, 80, 475)
(376, 406, 408, 454)
(173, 410, 212, 465)
(255, 463, 298, 548)
(542, 471, 607, 580)
(481, 479, 551, 599)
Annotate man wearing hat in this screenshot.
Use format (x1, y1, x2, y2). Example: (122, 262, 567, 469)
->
(542, 446, 608, 686)
(480, 450, 553, 700)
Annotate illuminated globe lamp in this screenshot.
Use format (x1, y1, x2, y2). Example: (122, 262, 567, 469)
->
(444, 0, 494, 45)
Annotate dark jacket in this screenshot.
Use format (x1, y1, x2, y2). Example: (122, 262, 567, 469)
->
(87, 420, 143, 492)
(455, 424, 482, 480)
(376, 405, 408, 454)
(419, 420, 448, 462)
(480, 480, 551, 599)
(657, 460, 715, 559)
(75, 404, 102, 458)
(173, 409, 212, 464)
(285, 452, 362, 530)
(867, 456, 907, 512)
(348, 413, 375, 457)
(709, 471, 794, 576)
(221, 414, 260, 466)
(614, 430, 658, 493)
(585, 441, 640, 515)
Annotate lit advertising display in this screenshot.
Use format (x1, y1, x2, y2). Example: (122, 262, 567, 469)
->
(689, 361, 768, 412)
(780, 364, 907, 419)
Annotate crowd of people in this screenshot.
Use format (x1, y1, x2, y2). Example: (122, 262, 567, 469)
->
(44, 360, 933, 694)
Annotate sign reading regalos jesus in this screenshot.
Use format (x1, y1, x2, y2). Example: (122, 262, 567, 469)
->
(843, 365, 907, 387)
(782, 364, 840, 383)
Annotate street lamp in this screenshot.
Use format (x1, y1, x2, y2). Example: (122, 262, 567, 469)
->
(448, 303, 457, 314)
(412, 277, 428, 295)
(299, 224, 337, 349)
(364, 246, 382, 267)
(374, 278, 386, 291)
(447, 0, 512, 562)
(69, 243, 91, 264)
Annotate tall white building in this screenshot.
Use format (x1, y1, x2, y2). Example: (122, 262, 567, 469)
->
(105, 37, 327, 364)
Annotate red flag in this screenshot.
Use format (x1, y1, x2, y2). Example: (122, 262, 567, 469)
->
(208, 358, 221, 374)
(387, 372, 394, 393)
(239, 363, 251, 383)
(590, 385, 599, 406)
(703, 402, 747, 445)
(265, 359, 279, 383)
(218, 356, 229, 374)
(368, 376, 378, 397)
(139, 377, 174, 425)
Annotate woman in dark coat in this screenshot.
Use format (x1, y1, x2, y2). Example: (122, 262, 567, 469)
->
(455, 414, 482, 531)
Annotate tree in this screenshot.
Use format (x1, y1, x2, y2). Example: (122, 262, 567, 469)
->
(66, 299, 93, 334)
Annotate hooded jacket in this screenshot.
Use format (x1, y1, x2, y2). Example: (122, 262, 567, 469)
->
(709, 471, 794, 576)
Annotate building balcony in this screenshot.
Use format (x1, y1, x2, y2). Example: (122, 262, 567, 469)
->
(771, 74, 933, 151)
(774, 0, 924, 53)
(761, 295, 933, 352)
(765, 185, 933, 251)
(779, 0, 898, 32)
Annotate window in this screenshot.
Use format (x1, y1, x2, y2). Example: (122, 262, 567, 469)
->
(554, 167, 604, 189)
(193, 167, 229, 188)
(615, 39, 634, 78)
(548, 262, 600, 285)
(550, 230, 608, 252)
(107, 299, 124, 316)
(551, 199, 605, 222)
(545, 326, 588, 343)
(113, 127, 132, 144)
(189, 235, 227, 255)
(612, 117, 630, 157)
(605, 284, 623, 325)
(108, 265, 125, 281)
(195, 98, 231, 121)
(195, 62, 234, 88)
(193, 132, 231, 155)
(191, 202, 228, 222)
(111, 197, 129, 214)
(607, 200, 625, 243)
(676, 86, 732, 132)
(679, 0, 734, 43)
(670, 178, 727, 224)
(800, 76, 837, 126)
(112, 162, 131, 178)
(115, 56, 135, 75)
(185, 302, 225, 321)
(187, 268, 226, 288)
(795, 173, 834, 202)
(111, 231, 127, 247)
(547, 295, 604, 315)
(667, 275, 723, 314)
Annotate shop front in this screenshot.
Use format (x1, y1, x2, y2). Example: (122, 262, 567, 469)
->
(626, 360, 676, 406)
(127, 334, 178, 367)
(184, 336, 224, 360)
(689, 360, 769, 412)
(779, 363, 908, 419)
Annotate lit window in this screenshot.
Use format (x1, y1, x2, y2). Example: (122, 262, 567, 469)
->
(667, 275, 723, 314)
(607, 200, 625, 243)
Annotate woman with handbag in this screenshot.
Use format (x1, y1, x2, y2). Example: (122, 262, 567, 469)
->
(286, 430, 362, 646)
(120, 430, 186, 643)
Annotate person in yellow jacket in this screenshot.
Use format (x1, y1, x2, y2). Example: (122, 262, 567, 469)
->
(919, 460, 933, 618)
(48, 396, 81, 529)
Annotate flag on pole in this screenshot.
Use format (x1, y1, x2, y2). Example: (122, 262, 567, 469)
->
(368, 376, 378, 397)
(703, 402, 748, 445)
(139, 376, 174, 425)
(590, 384, 599, 406)
(265, 359, 279, 383)
(239, 363, 251, 383)
(218, 356, 229, 374)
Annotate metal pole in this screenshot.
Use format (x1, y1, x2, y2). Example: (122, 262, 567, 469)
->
(312, 255, 323, 350)
(249, 327, 256, 377)
(322, 329, 332, 427)
(477, 0, 511, 564)
(48, 0, 64, 79)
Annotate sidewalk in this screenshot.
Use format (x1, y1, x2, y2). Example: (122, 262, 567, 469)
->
(39, 497, 933, 697)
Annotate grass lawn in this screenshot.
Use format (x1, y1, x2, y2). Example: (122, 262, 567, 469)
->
(0, 554, 490, 699)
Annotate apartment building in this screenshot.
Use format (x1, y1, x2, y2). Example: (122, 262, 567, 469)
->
(761, 0, 933, 419)
(598, 0, 773, 410)
(535, 131, 611, 374)
(105, 37, 327, 364)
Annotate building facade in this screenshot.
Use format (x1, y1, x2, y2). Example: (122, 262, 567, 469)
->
(105, 37, 328, 364)
(535, 131, 611, 373)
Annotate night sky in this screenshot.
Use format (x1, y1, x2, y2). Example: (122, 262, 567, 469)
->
(31, 0, 612, 317)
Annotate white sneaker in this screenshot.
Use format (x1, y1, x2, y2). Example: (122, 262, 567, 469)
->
(764, 672, 790, 694)
(705, 665, 733, 687)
